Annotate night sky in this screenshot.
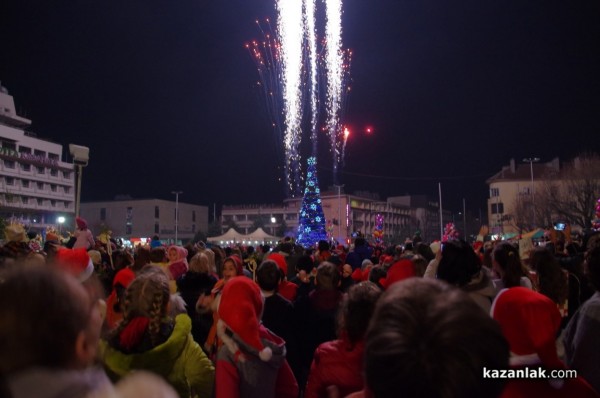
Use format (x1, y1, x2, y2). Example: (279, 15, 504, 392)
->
(2, 0, 600, 218)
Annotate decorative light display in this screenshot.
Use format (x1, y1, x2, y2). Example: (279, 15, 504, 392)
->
(297, 157, 327, 247)
(372, 213, 384, 244)
(593, 197, 600, 231)
(442, 222, 459, 242)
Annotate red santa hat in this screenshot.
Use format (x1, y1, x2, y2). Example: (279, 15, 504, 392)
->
(217, 276, 272, 362)
(267, 252, 288, 275)
(223, 255, 244, 276)
(380, 259, 416, 289)
(55, 247, 94, 282)
(491, 287, 563, 369)
(75, 217, 88, 230)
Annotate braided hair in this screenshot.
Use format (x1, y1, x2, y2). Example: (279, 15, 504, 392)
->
(109, 266, 171, 349)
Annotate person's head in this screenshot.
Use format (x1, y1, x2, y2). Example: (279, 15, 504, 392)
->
(167, 245, 187, 263)
(437, 240, 482, 287)
(256, 260, 280, 292)
(113, 249, 134, 271)
(189, 252, 210, 274)
(113, 270, 170, 349)
(217, 276, 272, 361)
(133, 245, 151, 272)
(411, 254, 428, 277)
(315, 262, 340, 290)
(149, 247, 167, 263)
(342, 263, 353, 278)
(318, 240, 330, 252)
(364, 278, 509, 398)
(529, 247, 567, 305)
(75, 217, 88, 231)
(222, 255, 243, 281)
(0, 265, 103, 374)
(267, 252, 288, 279)
(492, 242, 525, 288)
(491, 287, 562, 369)
(354, 237, 366, 248)
(296, 254, 315, 273)
(368, 265, 387, 290)
(585, 245, 600, 291)
(338, 282, 381, 345)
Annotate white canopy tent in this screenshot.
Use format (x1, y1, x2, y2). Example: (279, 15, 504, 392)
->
(207, 227, 280, 245)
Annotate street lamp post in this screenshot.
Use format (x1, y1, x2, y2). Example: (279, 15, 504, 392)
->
(334, 184, 344, 243)
(523, 157, 540, 227)
(171, 191, 182, 244)
(57, 216, 65, 235)
(69, 144, 90, 218)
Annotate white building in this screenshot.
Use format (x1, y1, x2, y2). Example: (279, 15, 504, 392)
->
(0, 83, 77, 232)
(80, 198, 209, 244)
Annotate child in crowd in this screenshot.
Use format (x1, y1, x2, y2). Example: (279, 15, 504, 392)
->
(215, 276, 298, 398)
(198, 255, 244, 357)
(100, 268, 215, 398)
(294, 262, 343, 391)
(305, 281, 382, 398)
(73, 217, 95, 250)
(167, 245, 189, 281)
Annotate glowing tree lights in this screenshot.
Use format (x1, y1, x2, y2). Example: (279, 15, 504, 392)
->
(297, 157, 327, 248)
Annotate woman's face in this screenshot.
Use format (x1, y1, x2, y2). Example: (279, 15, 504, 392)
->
(222, 260, 238, 281)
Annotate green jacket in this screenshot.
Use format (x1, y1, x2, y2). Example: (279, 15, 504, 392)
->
(100, 314, 214, 398)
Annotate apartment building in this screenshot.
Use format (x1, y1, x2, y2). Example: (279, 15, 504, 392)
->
(0, 83, 76, 232)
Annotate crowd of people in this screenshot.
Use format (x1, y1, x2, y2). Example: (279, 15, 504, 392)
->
(1, 217, 600, 398)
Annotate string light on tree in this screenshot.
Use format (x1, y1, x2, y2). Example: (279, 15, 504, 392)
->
(297, 157, 327, 247)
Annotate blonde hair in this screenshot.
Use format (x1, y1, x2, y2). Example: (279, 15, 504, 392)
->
(189, 252, 210, 274)
(111, 269, 170, 347)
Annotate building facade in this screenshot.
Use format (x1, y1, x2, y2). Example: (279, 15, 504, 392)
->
(486, 158, 561, 235)
(0, 83, 77, 232)
(80, 198, 209, 243)
(221, 190, 449, 245)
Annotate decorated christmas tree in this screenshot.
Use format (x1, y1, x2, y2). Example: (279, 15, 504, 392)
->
(296, 157, 327, 247)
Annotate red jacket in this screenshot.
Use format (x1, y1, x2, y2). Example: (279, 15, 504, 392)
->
(305, 339, 365, 398)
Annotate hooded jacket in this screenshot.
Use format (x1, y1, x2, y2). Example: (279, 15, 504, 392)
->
(100, 314, 214, 398)
(305, 339, 365, 398)
(215, 324, 298, 398)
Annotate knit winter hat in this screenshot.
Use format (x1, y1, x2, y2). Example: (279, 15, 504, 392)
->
(380, 259, 416, 289)
(267, 252, 288, 275)
(55, 247, 94, 282)
(491, 287, 563, 369)
(217, 276, 272, 361)
(4, 224, 26, 243)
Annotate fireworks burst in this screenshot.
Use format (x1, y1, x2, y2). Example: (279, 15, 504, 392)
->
(247, 0, 352, 197)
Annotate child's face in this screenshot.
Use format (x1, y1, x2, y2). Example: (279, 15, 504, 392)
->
(222, 260, 238, 281)
(168, 248, 179, 263)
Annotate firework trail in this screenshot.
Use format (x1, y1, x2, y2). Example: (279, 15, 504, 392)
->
(247, 0, 351, 196)
(324, 0, 344, 184)
(304, 0, 319, 156)
(246, 20, 285, 181)
(276, 0, 305, 197)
